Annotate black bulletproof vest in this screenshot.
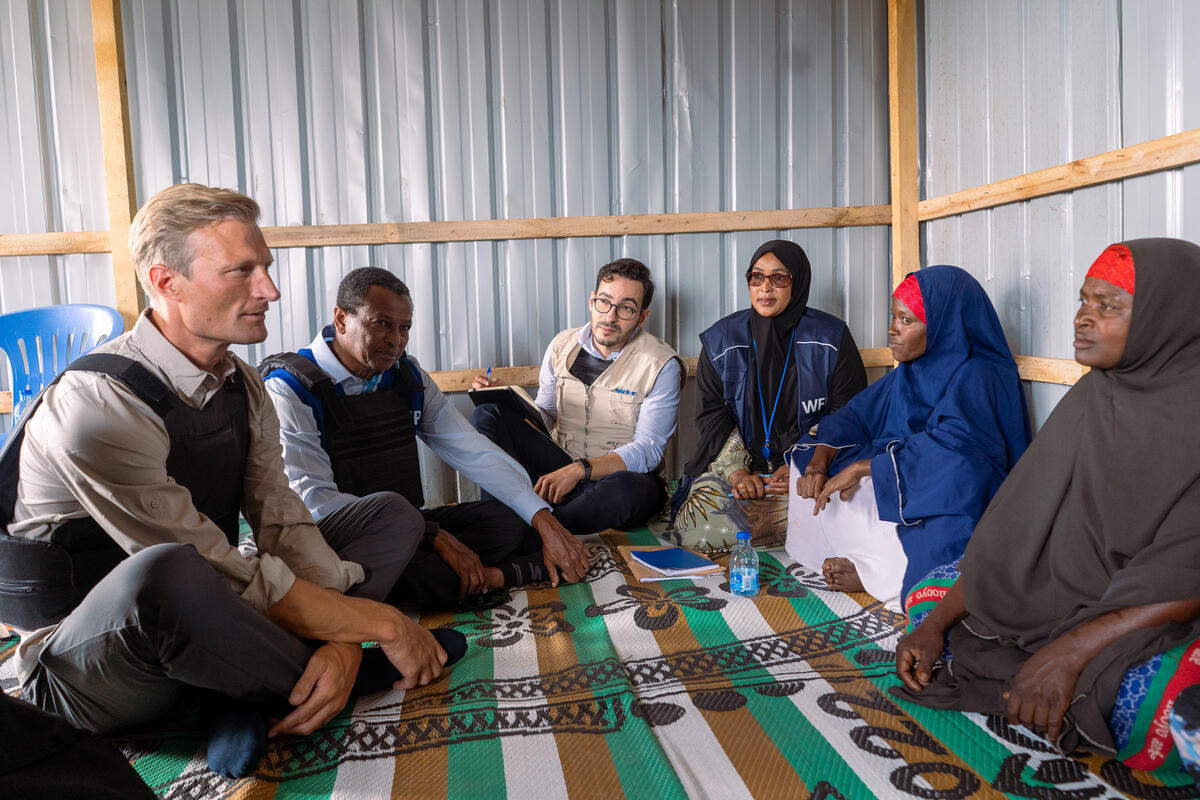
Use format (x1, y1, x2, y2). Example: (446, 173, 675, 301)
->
(257, 352, 425, 508)
(567, 348, 612, 387)
(0, 353, 249, 630)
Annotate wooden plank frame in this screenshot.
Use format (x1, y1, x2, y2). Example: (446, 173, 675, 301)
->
(888, 0, 920, 290)
(0, 350, 1087, 412)
(0, 8, 1196, 397)
(90, 0, 143, 328)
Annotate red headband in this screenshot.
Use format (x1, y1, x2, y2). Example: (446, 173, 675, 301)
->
(1086, 244, 1136, 296)
(891, 274, 926, 323)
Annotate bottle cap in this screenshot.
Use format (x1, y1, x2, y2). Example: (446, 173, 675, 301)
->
(736, 530, 751, 540)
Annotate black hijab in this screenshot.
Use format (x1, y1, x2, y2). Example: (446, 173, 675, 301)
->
(681, 240, 813, 479)
(894, 238, 1200, 754)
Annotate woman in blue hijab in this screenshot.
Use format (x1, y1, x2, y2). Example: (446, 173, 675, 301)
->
(786, 265, 1030, 609)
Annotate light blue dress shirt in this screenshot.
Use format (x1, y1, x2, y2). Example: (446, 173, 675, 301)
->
(534, 326, 682, 473)
(265, 332, 551, 524)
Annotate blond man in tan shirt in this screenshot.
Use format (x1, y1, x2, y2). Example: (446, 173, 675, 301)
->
(1, 184, 450, 778)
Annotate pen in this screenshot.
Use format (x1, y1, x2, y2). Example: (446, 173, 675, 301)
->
(486, 366, 492, 383)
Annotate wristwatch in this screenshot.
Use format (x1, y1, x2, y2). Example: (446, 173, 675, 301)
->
(574, 457, 592, 482)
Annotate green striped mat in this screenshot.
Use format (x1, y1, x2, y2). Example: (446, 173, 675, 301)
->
(2, 529, 1192, 798)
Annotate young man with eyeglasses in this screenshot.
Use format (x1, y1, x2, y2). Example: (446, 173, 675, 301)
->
(471, 258, 685, 535)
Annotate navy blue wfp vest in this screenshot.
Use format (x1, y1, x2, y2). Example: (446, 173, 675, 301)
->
(699, 308, 845, 447)
(258, 336, 426, 509)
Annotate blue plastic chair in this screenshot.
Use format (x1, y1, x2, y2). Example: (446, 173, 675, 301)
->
(0, 304, 126, 430)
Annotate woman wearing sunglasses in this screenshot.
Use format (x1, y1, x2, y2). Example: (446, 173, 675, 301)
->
(667, 240, 867, 551)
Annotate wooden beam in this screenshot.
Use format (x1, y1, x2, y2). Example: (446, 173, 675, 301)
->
(859, 348, 894, 369)
(0, 206, 888, 258)
(419, 350, 1087, 394)
(0, 231, 112, 257)
(0, 352, 1090, 416)
(920, 128, 1200, 221)
(5, 122, 1198, 258)
(260, 205, 891, 249)
(427, 365, 541, 393)
(90, 0, 143, 329)
(1014, 355, 1088, 386)
(888, 0, 920, 290)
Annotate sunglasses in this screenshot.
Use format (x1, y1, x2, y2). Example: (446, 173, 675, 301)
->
(747, 271, 793, 288)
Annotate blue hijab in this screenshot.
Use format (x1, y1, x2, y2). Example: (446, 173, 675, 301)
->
(790, 265, 1030, 596)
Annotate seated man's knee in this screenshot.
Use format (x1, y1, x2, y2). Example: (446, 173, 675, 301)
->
(361, 491, 423, 529)
(605, 470, 661, 498)
(115, 543, 224, 621)
(122, 543, 209, 593)
(469, 402, 503, 431)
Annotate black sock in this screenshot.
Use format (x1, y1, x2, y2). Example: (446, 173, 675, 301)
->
(353, 628, 468, 695)
(498, 554, 546, 587)
(434, 627, 468, 664)
(205, 702, 267, 780)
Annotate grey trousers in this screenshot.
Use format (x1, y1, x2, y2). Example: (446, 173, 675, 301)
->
(20, 492, 423, 733)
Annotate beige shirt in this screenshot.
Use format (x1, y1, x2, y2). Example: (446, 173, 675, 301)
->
(10, 311, 364, 681)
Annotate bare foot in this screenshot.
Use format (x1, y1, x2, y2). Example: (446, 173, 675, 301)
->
(821, 557, 864, 592)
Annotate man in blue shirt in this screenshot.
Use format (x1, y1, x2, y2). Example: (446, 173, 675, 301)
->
(470, 259, 684, 534)
(262, 268, 590, 605)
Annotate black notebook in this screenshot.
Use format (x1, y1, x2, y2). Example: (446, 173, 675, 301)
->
(467, 385, 551, 436)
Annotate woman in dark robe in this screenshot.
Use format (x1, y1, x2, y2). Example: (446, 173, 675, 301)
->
(895, 238, 1200, 777)
(667, 239, 867, 551)
(786, 265, 1030, 609)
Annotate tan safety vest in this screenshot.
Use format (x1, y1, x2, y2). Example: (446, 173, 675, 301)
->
(548, 326, 685, 467)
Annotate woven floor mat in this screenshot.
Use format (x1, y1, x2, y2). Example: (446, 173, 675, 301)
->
(1, 529, 1195, 798)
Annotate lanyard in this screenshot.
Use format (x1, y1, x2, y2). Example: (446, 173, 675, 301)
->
(752, 333, 794, 463)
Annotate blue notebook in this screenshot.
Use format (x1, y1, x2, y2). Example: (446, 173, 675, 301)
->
(629, 547, 719, 576)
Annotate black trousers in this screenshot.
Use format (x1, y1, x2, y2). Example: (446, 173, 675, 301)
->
(469, 402, 666, 535)
(387, 499, 544, 610)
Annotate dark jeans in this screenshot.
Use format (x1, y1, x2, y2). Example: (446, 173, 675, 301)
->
(21, 492, 419, 734)
(470, 402, 666, 535)
(389, 500, 544, 610)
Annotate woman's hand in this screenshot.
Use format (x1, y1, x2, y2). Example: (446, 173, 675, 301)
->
(796, 445, 835, 499)
(896, 580, 967, 692)
(766, 464, 789, 495)
(895, 620, 947, 693)
(1003, 639, 1085, 743)
(813, 459, 871, 514)
(729, 469, 766, 500)
(795, 468, 827, 499)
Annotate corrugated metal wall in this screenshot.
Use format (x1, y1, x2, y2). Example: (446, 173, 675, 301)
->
(4, 1, 1198, 497)
(921, 0, 1200, 426)
(117, 0, 893, 371)
(1, 0, 891, 501)
(0, 0, 892, 501)
(0, 0, 113, 311)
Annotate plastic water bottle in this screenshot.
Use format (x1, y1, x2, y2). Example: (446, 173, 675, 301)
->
(729, 530, 759, 597)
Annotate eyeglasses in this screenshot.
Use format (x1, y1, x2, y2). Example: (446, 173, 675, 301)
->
(748, 271, 793, 288)
(591, 296, 640, 320)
